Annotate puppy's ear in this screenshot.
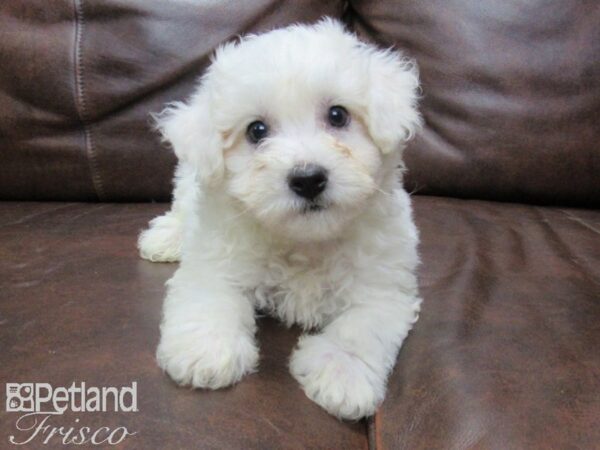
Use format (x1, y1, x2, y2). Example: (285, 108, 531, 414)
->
(366, 49, 422, 154)
(155, 88, 223, 185)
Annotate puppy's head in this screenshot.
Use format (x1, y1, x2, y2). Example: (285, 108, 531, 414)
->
(157, 19, 421, 242)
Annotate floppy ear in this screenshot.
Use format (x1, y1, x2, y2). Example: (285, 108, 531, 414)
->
(155, 88, 224, 185)
(366, 49, 422, 154)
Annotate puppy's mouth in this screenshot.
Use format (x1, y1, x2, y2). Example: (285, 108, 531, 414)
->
(300, 201, 328, 214)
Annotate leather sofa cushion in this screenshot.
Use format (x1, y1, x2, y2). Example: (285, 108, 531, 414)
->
(0, 202, 366, 448)
(1, 198, 598, 448)
(2, 1, 599, 205)
(351, 0, 600, 207)
(0, 0, 345, 201)
(377, 196, 600, 449)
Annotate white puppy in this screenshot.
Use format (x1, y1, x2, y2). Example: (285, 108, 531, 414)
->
(139, 19, 422, 420)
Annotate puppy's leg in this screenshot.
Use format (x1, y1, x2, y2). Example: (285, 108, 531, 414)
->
(138, 162, 197, 262)
(290, 291, 420, 420)
(157, 266, 258, 389)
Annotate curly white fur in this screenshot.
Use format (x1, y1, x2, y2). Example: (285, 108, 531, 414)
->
(140, 19, 422, 420)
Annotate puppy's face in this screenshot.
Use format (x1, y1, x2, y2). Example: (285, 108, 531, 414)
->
(159, 20, 421, 242)
(223, 89, 383, 241)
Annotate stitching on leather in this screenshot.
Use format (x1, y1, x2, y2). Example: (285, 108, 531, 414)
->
(73, 0, 105, 200)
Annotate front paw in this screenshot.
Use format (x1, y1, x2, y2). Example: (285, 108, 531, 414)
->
(290, 334, 385, 420)
(157, 327, 258, 389)
(138, 213, 182, 262)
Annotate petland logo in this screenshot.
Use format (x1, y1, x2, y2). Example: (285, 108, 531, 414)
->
(5, 382, 138, 446)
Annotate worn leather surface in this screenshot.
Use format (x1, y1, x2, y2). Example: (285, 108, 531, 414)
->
(374, 196, 600, 449)
(2, 1, 598, 205)
(0, 202, 366, 449)
(351, 0, 600, 207)
(1, 0, 599, 447)
(1, 198, 598, 448)
(0, 1, 97, 200)
(0, 0, 345, 201)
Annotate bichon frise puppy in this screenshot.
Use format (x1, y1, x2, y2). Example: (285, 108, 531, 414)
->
(139, 19, 422, 420)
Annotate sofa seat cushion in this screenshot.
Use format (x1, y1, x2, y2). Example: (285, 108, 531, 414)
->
(374, 196, 600, 449)
(1, 197, 598, 448)
(0, 202, 366, 449)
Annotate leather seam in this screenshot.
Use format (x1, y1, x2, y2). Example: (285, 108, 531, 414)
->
(73, 0, 105, 200)
(368, 413, 384, 450)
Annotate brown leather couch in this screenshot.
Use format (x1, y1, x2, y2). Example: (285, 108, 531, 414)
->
(1, 1, 598, 448)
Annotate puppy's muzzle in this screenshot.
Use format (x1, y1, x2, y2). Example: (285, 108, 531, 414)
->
(288, 164, 328, 200)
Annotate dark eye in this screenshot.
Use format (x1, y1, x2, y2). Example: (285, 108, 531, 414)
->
(246, 121, 269, 144)
(327, 105, 350, 128)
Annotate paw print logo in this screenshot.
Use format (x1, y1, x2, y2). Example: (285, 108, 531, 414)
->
(6, 383, 34, 412)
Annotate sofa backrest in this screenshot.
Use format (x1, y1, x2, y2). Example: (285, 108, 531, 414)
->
(0, 0, 345, 201)
(1, 0, 598, 206)
(352, 0, 600, 207)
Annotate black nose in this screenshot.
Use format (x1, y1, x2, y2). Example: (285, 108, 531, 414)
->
(288, 164, 328, 200)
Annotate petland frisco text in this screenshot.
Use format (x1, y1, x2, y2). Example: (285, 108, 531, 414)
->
(5, 382, 138, 446)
